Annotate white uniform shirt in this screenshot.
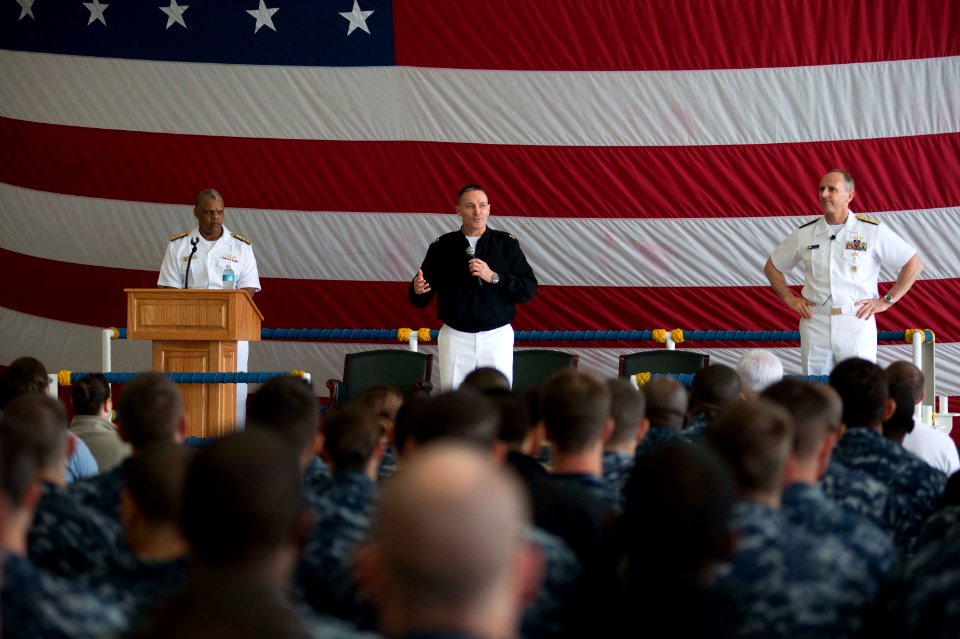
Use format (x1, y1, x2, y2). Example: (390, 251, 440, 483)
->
(157, 225, 261, 292)
(770, 214, 915, 309)
(902, 422, 960, 476)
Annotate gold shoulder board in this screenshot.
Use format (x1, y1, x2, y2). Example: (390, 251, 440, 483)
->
(855, 215, 880, 226)
(169, 231, 190, 242)
(232, 232, 252, 245)
(798, 218, 819, 229)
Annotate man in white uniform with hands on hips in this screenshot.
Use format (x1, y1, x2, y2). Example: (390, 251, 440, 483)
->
(764, 169, 923, 376)
(158, 188, 261, 425)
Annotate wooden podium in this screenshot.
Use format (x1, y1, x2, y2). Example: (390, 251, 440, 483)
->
(125, 289, 262, 437)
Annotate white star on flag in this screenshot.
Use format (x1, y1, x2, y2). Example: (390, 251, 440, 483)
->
(16, 0, 35, 21)
(246, 0, 279, 33)
(83, 0, 109, 26)
(339, 0, 374, 35)
(159, 1, 188, 30)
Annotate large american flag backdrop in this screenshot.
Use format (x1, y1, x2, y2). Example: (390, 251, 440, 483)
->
(2, 1, 959, 402)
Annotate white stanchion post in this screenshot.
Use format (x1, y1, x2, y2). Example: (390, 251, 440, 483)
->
(46, 374, 58, 398)
(302, 372, 312, 386)
(912, 330, 923, 368)
(409, 334, 418, 352)
(628, 374, 640, 390)
(102, 329, 113, 373)
(912, 330, 924, 424)
(666, 334, 676, 351)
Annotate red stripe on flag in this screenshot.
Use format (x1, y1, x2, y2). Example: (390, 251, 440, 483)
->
(3, 248, 957, 341)
(2, 118, 959, 219)
(395, 0, 960, 71)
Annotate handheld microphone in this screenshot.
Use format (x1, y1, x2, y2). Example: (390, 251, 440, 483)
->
(183, 237, 199, 289)
(465, 245, 482, 287)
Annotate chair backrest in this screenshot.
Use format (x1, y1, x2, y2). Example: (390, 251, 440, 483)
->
(512, 349, 579, 393)
(618, 351, 710, 378)
(343, 350, 433, 402)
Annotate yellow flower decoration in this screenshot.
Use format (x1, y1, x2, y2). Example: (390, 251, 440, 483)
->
(108, 327, 121, 340)
(634, 372, 652, 386)
(58, 370, 72, 386)
(397, 328, 412, 342)
(652, 329, 667, 344)
(417, 328, 432, 342)
(671, 328, 685, 344)
(290, 370, 306, 378)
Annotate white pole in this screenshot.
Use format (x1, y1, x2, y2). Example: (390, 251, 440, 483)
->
(102, 329, 113, 373)
(409, 334, 419, 352)
(46, 373, 58, 398)
(912, 330, 923, 368)
(665, 333, 676, 351)
(912, 331, 924, 423)
(302, 372, 312, 386)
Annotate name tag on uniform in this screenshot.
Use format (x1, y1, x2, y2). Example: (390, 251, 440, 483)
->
(222, 254, 239, 263)
(806, 244, 820, 250)
(182, 255, 197, 262)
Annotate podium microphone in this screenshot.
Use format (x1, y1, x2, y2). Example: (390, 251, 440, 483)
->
(183, 237, 199, 289)
(465, 245, 482, 287)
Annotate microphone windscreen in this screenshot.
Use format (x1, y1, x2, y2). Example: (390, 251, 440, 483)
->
(465, 246, 475, 257)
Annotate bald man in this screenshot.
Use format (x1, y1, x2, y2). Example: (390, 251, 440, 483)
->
(636, 377, 689, 458)
(358, 444, 542, 639)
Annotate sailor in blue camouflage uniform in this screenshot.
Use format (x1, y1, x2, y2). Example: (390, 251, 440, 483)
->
(634, 425, 688, 458)
(918, 504, 960, 547)
(706, 399, 874, 639)
(3, 553, 129, 639)
(716, 500, 874, 638)
(635, 377, 689, 458)
(30, 478, 123, 578)
(299, 467, 379, 620)
(70, 458, 126, 520)
(552, 466, 623, 513)
(601, 450, 633, 495)
(0, 394, 123, 578)
(297, 405, 383, 623)
(521, 525, 582, 639)
(600, 380, 648, 500)
(782, 482, 897, 592)
(866, 525, 960, 639)
(682, 364, 742, 446)
(820, 457, 892, 527)
(303, 453, 334, 499)
(763, 379, 899, 593)
(681, 410, 712, 445)
(1, 403, 128, 639)
(829, 358, 946, 555)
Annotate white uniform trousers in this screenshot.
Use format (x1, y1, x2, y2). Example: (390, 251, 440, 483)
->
(438, 324, 514, 391)
(236, 340, 248, 429)
(800, 304, 877, 376)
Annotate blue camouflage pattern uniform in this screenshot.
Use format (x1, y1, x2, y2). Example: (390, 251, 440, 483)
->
(90, 551, 191, 624)
(781, 482, 898, 594)
(681, 411, 714, 445)
(29, 481, 123, 578)
(303, 455, 334, 500)
(918, 504, 960, 548)
(522, 525, 583, 639)
(713, 500, 874, 639)
(634, 427, 688, 458)
(820, 458, 891, 527)
(869, 523, 960, 639)
(377, 445, 398, 482)
(69, 461, 126, 522)
(601, 450, 633, 498)
(2, 553, 128, 639)
(832, 428, 946, 555)
(298, 470, 379, 622)
(551, 473, 622, 513)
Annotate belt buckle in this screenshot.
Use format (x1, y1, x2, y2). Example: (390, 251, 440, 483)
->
(831, 307, 843, 316)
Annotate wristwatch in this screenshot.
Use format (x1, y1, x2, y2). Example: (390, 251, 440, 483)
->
(883, 294, 894, 304)
(491, 273, 500, 284)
